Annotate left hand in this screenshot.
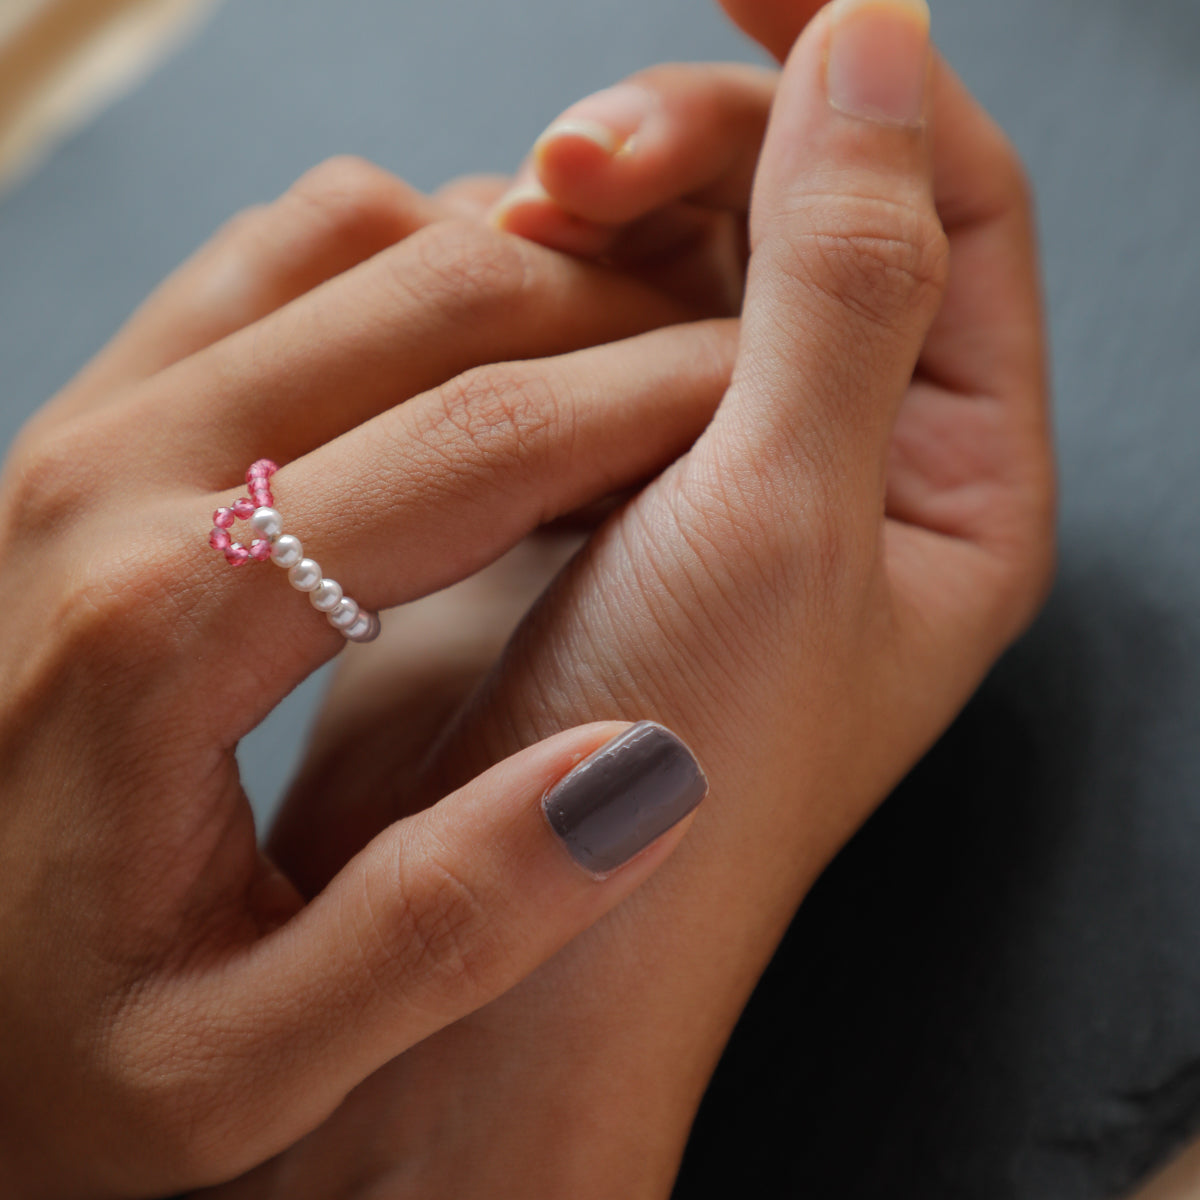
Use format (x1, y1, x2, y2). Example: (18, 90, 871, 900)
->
(0, 159, 735, 1197)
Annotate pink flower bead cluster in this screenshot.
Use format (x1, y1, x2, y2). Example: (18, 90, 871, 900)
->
(209, 459, 278, 566)
(208, 459, 380, 643)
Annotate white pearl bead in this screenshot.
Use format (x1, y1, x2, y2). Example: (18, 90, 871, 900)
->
(288, 559, 322, 591)
(327, 598, 360, 630)
(310, 579, 343, 612)
(251, 507, 283, 538)
(345, 612, 380, 642)
(270, 534, 303, 568)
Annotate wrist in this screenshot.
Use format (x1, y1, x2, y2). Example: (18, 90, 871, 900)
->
(379, 989, 729, 1200)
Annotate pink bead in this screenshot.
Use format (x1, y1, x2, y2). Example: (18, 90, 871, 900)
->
(251, 485, 273, 505)
(249, 539, 272, 561)
(209, 527, 232, 551)
(247, 459, 278, 482)
(214, 507, 235, 528)
(231, 497, 255, 519)
(225, 544, 250, 566)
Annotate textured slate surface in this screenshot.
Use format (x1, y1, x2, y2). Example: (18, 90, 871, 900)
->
(1, 1, 1198, 1195)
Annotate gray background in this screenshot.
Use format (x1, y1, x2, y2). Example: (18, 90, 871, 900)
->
(1, 0, 1197, 1195)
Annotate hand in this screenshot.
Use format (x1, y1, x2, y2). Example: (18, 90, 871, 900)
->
(0, 163, 734, 1198)
(237, 1, 1055, 1195)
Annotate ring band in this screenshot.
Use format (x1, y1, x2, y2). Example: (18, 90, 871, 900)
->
(209, 460, 381, 644)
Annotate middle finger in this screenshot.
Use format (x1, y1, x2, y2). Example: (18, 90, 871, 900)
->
(119, 219, 697, 483)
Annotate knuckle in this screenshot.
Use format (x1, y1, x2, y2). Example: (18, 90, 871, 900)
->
(361, 843, 497, 1009)
(394, 219, 531, 319)
(286, 154, 414, 239)
(52, 537, 188, 664)
(771, 191, 949, 333)
(430, 365, 563, 478)
(98, 995, 240, 1184)
(0, 421, 103, 536)
(209, 157, 417, 294)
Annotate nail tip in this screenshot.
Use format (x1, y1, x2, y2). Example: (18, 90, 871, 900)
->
(535, 119, 622, 158)
(630, 720, 710, 804)
(830, 0, 931, 23)
(488, 183, 553, 229)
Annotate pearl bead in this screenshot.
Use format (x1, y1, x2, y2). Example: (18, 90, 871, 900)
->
(310, 579, 343, 612)
(288, 559, 322, 591)
(327, 598, 360, 630)
(345, 612, 380, 642)
(270, 534, 303, 568)
(251, 507, 283, 538)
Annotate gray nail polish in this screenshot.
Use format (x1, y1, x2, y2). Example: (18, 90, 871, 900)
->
(543, 721, 709, 874)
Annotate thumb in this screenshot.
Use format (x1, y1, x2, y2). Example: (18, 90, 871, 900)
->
(169, 721, 706, 1183)
(710, 0, 948, 545)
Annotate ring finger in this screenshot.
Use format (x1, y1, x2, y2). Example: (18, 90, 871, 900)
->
(180, 317, 737, 732)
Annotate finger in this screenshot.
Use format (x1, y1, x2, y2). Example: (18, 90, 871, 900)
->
(707, 0, 948, 540)
(490, 64, 775, 255)
(184, 319, 736, 729)
(882, 58, 1054, 656)
(914, 59, 1047, 413)
(884, 58, 1052, 551)
(488, 171, 618, 258)
(534, 64, 774, 221)
(119, 219, 698, 480)
(434, 172, 512, 218)
(53, 158, 439, 418)
(149, 722, 708, 1183)
(718, 0, 827, 61)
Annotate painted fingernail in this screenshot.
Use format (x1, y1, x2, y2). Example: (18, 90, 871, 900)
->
(826, 0, 931, 128)
(543, 721, 709, 875)
(532, 83, 658, 162)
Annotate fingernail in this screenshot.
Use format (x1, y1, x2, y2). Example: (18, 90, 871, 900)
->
(826, 0, 931, 127)
(489, 179, 552, 229)
(543, 722, 709, 875)
(532, 83, 658, 163)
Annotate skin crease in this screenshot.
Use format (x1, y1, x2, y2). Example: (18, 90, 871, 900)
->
(197, 4, 1054, 1200)
(0, 2, 1052, 1199)
(0, 167, 738, 1195)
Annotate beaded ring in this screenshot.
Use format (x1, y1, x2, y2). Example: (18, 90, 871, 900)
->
(209, 459, 381, 643)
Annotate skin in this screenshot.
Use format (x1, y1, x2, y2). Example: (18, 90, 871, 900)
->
(202, 2, 1055, 1197)
(0, 169, 728, 1197)
(0, 0, 1053, 1196)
